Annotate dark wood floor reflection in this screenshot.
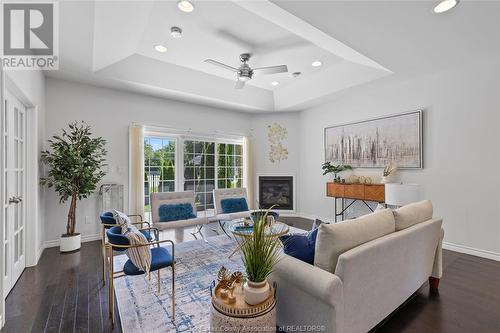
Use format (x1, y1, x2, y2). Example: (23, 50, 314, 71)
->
(3, 226, 500, 332)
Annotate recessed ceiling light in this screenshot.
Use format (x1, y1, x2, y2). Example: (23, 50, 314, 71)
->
(154, 44, 167, 53)
(177, 0, 194, 13)
(171, 26, 182, 39)
(271, 81, 280, 86)
(434, 0, 459, 13)
(311, 60, 323, 67)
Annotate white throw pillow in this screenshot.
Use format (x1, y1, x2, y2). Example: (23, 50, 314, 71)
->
(113, 209, 132, 233)
(393, 200, 433, 231)
(314, 209, 396, 273)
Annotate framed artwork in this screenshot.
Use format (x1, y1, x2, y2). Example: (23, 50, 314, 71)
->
(324, 110, 423, 168)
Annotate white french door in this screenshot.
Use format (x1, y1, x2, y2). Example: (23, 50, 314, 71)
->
(2, 90, 26, 297)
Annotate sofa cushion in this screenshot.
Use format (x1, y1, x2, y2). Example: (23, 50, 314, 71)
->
(280, 228, 318, 265)
(393, 200, 433, 231)
(314, 209, 395, 273)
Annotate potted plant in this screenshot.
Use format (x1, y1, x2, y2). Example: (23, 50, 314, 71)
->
(322, 162, 353, 182)
(236, 208, 283, 305)
(40, 121, 107, 252)
(381, 165, 397, 184)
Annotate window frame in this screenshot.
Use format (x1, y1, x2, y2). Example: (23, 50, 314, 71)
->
(143, 129, 244, 215)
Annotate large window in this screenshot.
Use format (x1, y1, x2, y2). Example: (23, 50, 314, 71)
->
(144, 137, 176, 213)
(143, 134, 244, 214)
(184, 140, 243, 212)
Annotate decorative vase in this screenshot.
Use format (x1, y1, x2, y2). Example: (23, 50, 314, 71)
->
(244, 280, 270, 305)
(60, 233, 81, 252)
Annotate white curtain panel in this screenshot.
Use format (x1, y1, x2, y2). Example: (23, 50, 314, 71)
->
(243, 136, 255, 209)
(129, 124, 145, 218)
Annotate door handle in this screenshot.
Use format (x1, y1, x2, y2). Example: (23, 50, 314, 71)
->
(8, 196, 22, 204)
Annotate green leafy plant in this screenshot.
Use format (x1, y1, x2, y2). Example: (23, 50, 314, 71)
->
(236, 207, 283, 283)
(383, 165, 397, 177)
(321, 162, 353, 181)
(40, 121, 107, 236)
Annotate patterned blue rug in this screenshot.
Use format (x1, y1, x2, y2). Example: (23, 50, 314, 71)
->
(113, 235, 246, 332)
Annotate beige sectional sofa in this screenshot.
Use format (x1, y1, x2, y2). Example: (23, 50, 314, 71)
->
(269, 200, 444, 333)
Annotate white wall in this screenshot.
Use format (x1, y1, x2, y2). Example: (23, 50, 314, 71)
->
(44, 78, 252, 244)
(297, 58, 500, 256)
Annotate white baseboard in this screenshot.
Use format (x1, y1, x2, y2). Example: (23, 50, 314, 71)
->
(44, 233, 101, 249)
(443, 242, 500, 262)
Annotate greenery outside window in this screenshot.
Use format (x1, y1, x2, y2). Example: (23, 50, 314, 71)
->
(144, 137, 176, 213)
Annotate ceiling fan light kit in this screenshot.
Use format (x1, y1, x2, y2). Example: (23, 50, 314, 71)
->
(204, 53, 288, 89)
(171, 26, 182, 39)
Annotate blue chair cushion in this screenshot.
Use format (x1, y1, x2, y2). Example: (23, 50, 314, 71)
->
(279, 228, 318, 265)
(106, 226, 153, 251)
(221, 198, 249, 214)
(100, 212, 116, 226)
(123, 247, 173, 275)
(159, 203, 196, 222)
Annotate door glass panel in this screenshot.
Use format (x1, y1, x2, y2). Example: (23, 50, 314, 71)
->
(4, 245, 7, 277)
(14, 234, 19, 262)
(14, 141, 19, 168)
(4, 100, 7, 133)
(20, 141, 24, 167)
(19, 112, 24, 137)
(20, 230, 24, 256)
(14, 108, 19, 137)
(4, 208, 7, 240)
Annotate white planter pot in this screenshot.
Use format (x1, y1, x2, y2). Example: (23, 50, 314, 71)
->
(60, 233, 81, 252)
(244, 280, 270, 305)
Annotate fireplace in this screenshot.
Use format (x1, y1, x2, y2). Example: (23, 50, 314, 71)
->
(258, 176, 294, 211)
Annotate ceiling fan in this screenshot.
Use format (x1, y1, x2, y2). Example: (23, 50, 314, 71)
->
(204, 53, 288, 89)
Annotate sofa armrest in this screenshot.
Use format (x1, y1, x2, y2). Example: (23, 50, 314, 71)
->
(271, 254, 344, 307)
(269, 254, 344, 333)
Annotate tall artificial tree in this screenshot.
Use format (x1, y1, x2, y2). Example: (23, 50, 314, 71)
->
(40, 122, 107, 236)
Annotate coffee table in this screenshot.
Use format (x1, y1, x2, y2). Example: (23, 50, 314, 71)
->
(227, 219, 289, 258)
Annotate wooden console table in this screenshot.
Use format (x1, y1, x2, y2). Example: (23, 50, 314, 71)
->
(326, 183, 385, 222)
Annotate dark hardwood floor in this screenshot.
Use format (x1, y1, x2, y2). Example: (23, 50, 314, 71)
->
(3, 224, 500, 332)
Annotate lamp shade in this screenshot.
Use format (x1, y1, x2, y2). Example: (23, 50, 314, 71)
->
(385, 183, 420, 206)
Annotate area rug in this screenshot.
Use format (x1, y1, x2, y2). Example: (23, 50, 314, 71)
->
(114, 227, 304, 332)
(113, 234, 242, 332)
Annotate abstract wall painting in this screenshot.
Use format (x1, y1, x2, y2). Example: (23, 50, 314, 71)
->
(324, 111, 423, 168)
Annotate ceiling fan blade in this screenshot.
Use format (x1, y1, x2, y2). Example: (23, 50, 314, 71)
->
(235, 80, 245, 89)
(204, 59, 239, 73)
(253, 64, 288, 75)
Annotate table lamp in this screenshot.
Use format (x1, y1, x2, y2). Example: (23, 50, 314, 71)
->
(385, 183, 420, 207)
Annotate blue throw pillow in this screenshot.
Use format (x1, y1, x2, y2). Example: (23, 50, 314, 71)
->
(220, 198, 249, 214)
(159, 203, 196, 222)
(279, 228, 318, 265)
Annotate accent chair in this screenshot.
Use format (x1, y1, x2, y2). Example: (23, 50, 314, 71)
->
(99, 212, 157, 284)
(150, 191, 209, 243)
(106, 226, 175, 327)
(212, 187, 253, 236)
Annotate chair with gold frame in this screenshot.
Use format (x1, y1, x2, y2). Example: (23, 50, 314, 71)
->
(106, 226, 175, 327)
(100, 212, 158, 284)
